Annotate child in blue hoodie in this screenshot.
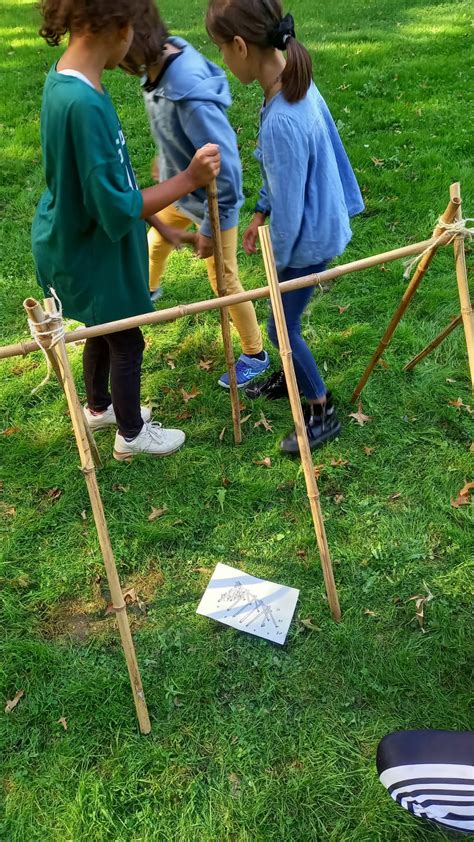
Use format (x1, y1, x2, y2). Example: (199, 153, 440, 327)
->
(121, 3, 269, 389)
(207, 0, 364, 453)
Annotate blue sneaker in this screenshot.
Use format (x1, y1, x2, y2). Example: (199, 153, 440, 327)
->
(150, 287, 163, 303)
(218, 352, 270, 389)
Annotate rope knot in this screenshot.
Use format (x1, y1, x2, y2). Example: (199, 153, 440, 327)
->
(403, 216, 473, 280)
(27, 288, 65, 393)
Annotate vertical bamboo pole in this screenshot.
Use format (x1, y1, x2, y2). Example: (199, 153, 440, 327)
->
(24, 297, 151, 735)
(450, 183, 474, 392)
(207, 180, 242, 444)
(352, 188, 462, 401)
(25, 300, 102, 469)
(258, 226, 341, 622)
(403, 312, 464, 371)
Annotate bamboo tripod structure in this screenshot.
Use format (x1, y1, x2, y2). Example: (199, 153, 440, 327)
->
(207, 180, 241, 444)
(259, 227, 341, 621)
(24, 297, 151, 735)
(353, 182, 474, 399)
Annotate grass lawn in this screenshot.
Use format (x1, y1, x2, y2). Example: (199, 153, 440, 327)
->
(0, 0, 473, 839)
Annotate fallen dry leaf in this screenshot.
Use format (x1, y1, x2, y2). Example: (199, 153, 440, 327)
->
(148, 505, 169, 522)
(364, 609, 377, 617)
(165, 355, 176, 369)
(5, 689, 24, 713)
(219, 426, 226, 442)
(448, 397, 464, 408)
(254, 457, 272, 468)
(181, 387, 200, 403)
(112, 484, 129, 493)
(331, 458, 349, 467)
(314, 464, 325, 479)
(300, 617, 322, 632)
(448, 398, 473, 414)
(349, 402, 373, 426)
(364, 446, 374, 456)
(192, 566, 213, 575)
(198, 359, 213, 371)
(379, 264, 391, 273)
(80, 510, 87, 521)
(389, 492, 402, 501)
(334, 494, 344, 505)
(46, 487, 62, 502)
(337, 304, 351, 314)
(450, 481, 474, 508)
(176, 410, 192, 421)
(408, 588, 433, 632)
(296, 549, 307, 558)
(57, 716, 68, 731)
(0, 427, 20, 437)
(254, 411, 273, 432)
(4, 506, 16, 517)
(228, 772, 241, 798)
(371, 157, 385, 167)
(378, 359, 389, 369)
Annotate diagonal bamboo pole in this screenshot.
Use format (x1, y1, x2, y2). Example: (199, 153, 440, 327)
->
(0, 234, 454, 363)
(207, 180, 241, 444)
(403, 311, 467, 372)
(258, 226, 341, 622)
(24, 300, 102, 469)
(352, 188, 462, 401)
(25, 296, 151, 735)
(450, 183, 474, 393)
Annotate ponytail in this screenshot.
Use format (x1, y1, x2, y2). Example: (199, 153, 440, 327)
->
(275, 18, 312, 103)
(206, 1, 313, 103)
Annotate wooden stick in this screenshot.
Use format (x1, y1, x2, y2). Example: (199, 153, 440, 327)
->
(403, 311, 466, 371)
(25, 300, 102, 469)
(450, 183, 474, 392)
(1, 234, 454, 362)
(258, 226, 341, 622)
(352, 188, 462, 401)
(24, 297, 151, 735)
(207, 180, 241, 444)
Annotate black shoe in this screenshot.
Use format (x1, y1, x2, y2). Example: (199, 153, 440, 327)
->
(280, 392, 341, 455)
(245, 369, 288, 400)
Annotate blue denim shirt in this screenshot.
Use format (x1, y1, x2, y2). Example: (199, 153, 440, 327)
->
(255, 82, 364, 272)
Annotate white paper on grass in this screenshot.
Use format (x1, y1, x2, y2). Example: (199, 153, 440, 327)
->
(196, 563, 299, 645)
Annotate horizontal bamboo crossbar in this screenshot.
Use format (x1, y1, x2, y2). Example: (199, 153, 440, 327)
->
(0, 234, 453, 361)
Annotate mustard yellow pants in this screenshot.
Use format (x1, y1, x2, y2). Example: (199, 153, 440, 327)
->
(148, 205, 263, 356)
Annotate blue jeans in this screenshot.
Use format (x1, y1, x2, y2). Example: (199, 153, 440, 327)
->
(267, 263, 327, 400)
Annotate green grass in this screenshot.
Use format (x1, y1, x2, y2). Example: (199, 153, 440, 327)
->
(0, 0, 473, 839)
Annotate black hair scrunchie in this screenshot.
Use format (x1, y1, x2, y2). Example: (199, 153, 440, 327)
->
(270, 13, 296, 50)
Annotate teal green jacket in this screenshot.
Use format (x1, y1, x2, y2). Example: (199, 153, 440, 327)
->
(32, 67, 153, 326)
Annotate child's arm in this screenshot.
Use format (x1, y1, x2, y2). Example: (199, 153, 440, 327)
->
(147, 215, 198, 250)
(140, 144, 220, 218)
(259, 116, 307, 271)
(179, 102, 243, 255)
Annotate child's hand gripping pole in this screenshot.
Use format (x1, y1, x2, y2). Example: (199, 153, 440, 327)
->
(206, 179, 242, 445)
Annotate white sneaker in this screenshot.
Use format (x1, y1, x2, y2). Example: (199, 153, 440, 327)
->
(113, 421, 185, 461)
(83, 404, 152, 431)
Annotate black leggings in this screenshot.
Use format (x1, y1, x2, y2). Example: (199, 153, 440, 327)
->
(83, 327, 145, 439)
(377, 730, 474, 835)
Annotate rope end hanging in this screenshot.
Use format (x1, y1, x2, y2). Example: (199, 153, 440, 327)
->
(402, 216, 473, 280)
(27, 288, 65, 393)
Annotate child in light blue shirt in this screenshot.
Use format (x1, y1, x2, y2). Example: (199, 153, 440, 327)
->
(207, 0, 364, 453)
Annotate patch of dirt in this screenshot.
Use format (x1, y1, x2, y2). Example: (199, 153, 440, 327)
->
(41, 567, 165, 643)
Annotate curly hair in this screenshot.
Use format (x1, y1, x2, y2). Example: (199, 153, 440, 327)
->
(119, 1, 169, 76)
(39, 0, 150, 47)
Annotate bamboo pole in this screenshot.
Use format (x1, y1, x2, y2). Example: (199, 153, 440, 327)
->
(24, 300, 102, 469)
(258, 226, 341, 622)
(352, 189, 462, 401)
(450, 183, 474, 392)
(403, 312, 465, 372)
(0, 234, 453, 363)
(207, 180, 241, 444)
(24, 297, 151, 735)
